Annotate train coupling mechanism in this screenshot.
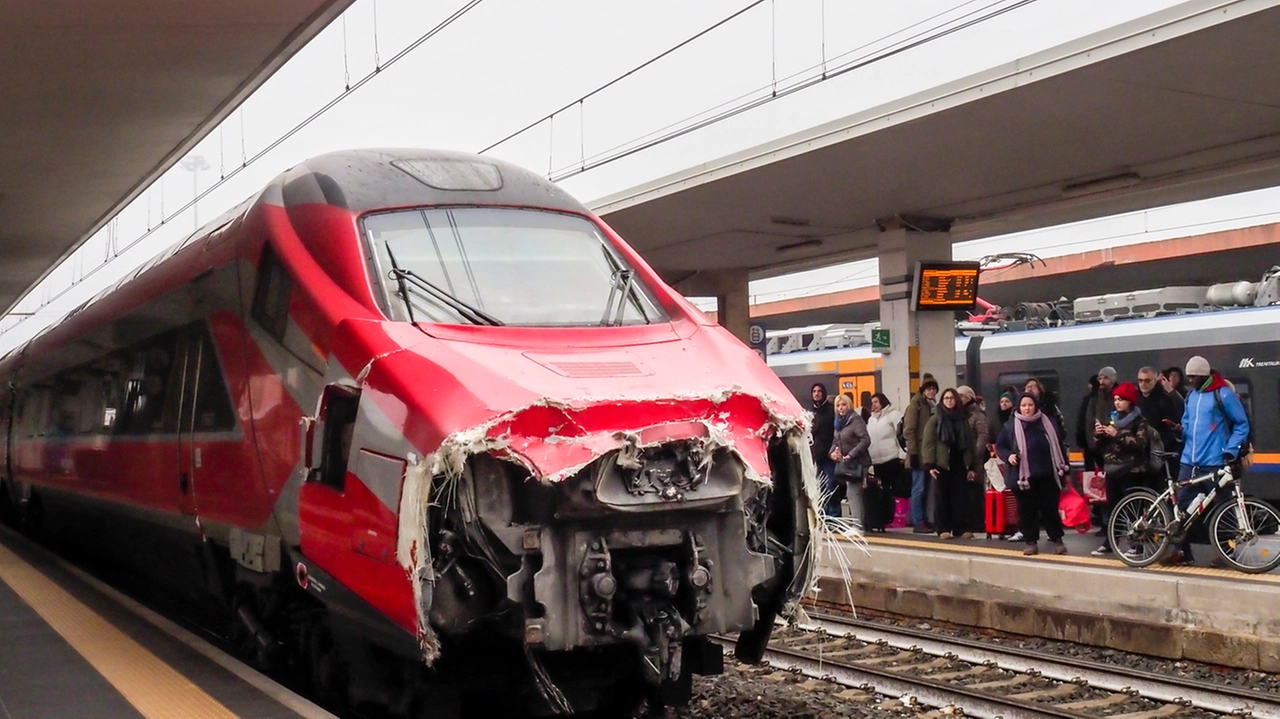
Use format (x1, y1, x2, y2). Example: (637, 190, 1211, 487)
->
(578, 532, 719, 687)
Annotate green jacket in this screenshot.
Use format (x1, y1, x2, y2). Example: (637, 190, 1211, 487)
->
(921, 414, 977, 472)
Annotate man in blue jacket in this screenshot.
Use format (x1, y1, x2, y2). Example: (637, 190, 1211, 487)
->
(1170, 355, 1250, 563)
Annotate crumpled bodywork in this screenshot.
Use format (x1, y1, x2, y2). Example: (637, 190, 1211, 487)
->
(390, 383, 819, 670)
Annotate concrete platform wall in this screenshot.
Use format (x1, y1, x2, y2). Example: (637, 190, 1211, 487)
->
(814, 541, 1280, 671)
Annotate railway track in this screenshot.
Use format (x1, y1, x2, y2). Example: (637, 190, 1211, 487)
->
(714, 611, 1280, 719)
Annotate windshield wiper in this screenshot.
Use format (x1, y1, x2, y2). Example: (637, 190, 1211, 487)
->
(384, 244, 417, 324)
(384, 244, 503, 326)
(601, 269, 641, 326)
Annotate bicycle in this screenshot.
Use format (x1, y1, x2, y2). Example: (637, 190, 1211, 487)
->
(1107, 451, 1280, 573)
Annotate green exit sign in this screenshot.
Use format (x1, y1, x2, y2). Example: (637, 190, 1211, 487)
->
(871, 328, 891, 352)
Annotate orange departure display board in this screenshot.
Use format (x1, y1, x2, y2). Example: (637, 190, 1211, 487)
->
(911, 261, 981, 311)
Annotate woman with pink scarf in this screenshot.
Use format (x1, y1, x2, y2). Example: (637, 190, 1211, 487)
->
(995, 393, 1071, 555)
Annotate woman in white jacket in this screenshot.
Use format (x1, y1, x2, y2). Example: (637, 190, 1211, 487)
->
(865, 393, 908, 530)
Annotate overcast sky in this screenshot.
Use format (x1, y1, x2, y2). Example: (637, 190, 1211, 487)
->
(4, 0, 1275, 351)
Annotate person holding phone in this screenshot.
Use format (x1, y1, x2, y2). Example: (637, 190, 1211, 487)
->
(1136, 366, 1184, 484)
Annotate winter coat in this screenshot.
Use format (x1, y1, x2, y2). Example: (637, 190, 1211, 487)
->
(964, 401, 990, 467)
(920, 413, 975, 473)
(866, 408, 906, 465)
(996, 416, 1068, 485)
(1083, 387, 1117, 451)
(829, 413, 871, 473)
(902, 392, 934, 459)
(1098, 409, 1151, 472)
(810, 399, 835, 464)
(1180, 375, 1250, 468)
(1137, 384, 1184, 453)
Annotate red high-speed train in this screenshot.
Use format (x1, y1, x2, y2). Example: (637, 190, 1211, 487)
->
(0, 150, 817, 716)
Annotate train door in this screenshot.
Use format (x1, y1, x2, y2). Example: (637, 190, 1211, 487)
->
(175, 326, 233, 519)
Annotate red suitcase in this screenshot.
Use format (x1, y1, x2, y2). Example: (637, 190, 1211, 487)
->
(985, 488, 1020, 537)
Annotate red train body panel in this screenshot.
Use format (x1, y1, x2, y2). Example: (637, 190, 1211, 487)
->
(0, 149, 817, 715)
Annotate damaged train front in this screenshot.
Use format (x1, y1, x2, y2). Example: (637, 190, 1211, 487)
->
(396, 385, 817, 710)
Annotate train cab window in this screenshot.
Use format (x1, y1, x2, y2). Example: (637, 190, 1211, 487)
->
(363, 207, 667, 327)
(252, 245, 294, 340)
(318, 392, 360, 490)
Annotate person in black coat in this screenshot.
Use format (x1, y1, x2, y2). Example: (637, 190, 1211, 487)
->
(809, 383, 837, 513)
(1137, 366, 1183, 483)
(997, 393, 1071, 556)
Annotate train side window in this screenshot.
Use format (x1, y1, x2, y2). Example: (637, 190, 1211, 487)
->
(318, 392, 360, 490)
(997, 371, 1060, 399)
(191, 328, 237, 432)
(1226, 378, 1251, 415)
(119, 333, 179, 435)
(252, 244, 294, 341)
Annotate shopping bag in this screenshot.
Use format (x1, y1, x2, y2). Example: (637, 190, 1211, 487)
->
(889, 497, 910, 528)
(1058, 485, 1091, 532)
(984, 457, 1006, 491)
(1081, 471, 1107, 504)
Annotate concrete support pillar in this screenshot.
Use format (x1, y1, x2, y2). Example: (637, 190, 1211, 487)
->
(877, 228, 956, 409)
(711, 269, 751, 343)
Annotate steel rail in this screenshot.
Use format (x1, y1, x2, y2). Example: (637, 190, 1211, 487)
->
(711, 634, 1092, 719)
(803, 610, 1280, 718)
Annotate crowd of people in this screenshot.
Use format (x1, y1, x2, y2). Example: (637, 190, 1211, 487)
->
(809, 355, 1251, 561)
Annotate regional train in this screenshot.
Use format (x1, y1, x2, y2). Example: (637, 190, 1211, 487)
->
(0, 150, 818, 716)
(769, 305, 1280, 500)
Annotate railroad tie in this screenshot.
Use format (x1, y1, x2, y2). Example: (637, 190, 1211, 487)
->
(1108, 705, 1185, 719)
(893, 657, 952, 672)
(927, 666, 994, 681)
(856, 650, 917, 666)
(824, 644, 886, 659)
(967, 675, 1033, 690)
(1008, 683, 1082, 701)
(1057, 694, 1135, 711)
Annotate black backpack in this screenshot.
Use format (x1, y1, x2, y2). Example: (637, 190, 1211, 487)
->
(1144, 423, 1165, 475)
(896, 417, 907, 452)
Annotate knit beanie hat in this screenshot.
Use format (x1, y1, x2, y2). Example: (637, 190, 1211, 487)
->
(1185, 355, 1211, 377)
(1112, 382, 1139, 405)
(919, 373, 939, 392)
(955, 385, 976, 401)
(1097, 366, 1117, 382)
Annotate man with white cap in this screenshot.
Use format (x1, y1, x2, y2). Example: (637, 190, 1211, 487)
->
(1167, 355, 1250, 564)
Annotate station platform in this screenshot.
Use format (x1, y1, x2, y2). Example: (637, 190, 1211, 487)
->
(0, 526, 333, 719)
(813, 525, 1280, 673)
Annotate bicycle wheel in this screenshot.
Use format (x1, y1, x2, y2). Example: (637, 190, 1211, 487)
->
(1209, 497, 1280, 574)
(1108, 491, 1172, 567)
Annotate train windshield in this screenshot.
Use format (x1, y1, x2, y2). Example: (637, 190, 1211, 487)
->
(363, 208, 667, 327)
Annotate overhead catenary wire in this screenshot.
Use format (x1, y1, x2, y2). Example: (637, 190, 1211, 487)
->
(3, 0, 486, 335)
(543, 0, 1038, 182)
(478, 0, 770, 155)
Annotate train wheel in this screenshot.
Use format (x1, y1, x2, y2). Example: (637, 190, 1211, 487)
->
(1209, 497, 1280, 573)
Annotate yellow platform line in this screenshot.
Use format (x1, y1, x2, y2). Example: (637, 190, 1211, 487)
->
(0, 543, 238, 719)
(854, 534, 1280, 583)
